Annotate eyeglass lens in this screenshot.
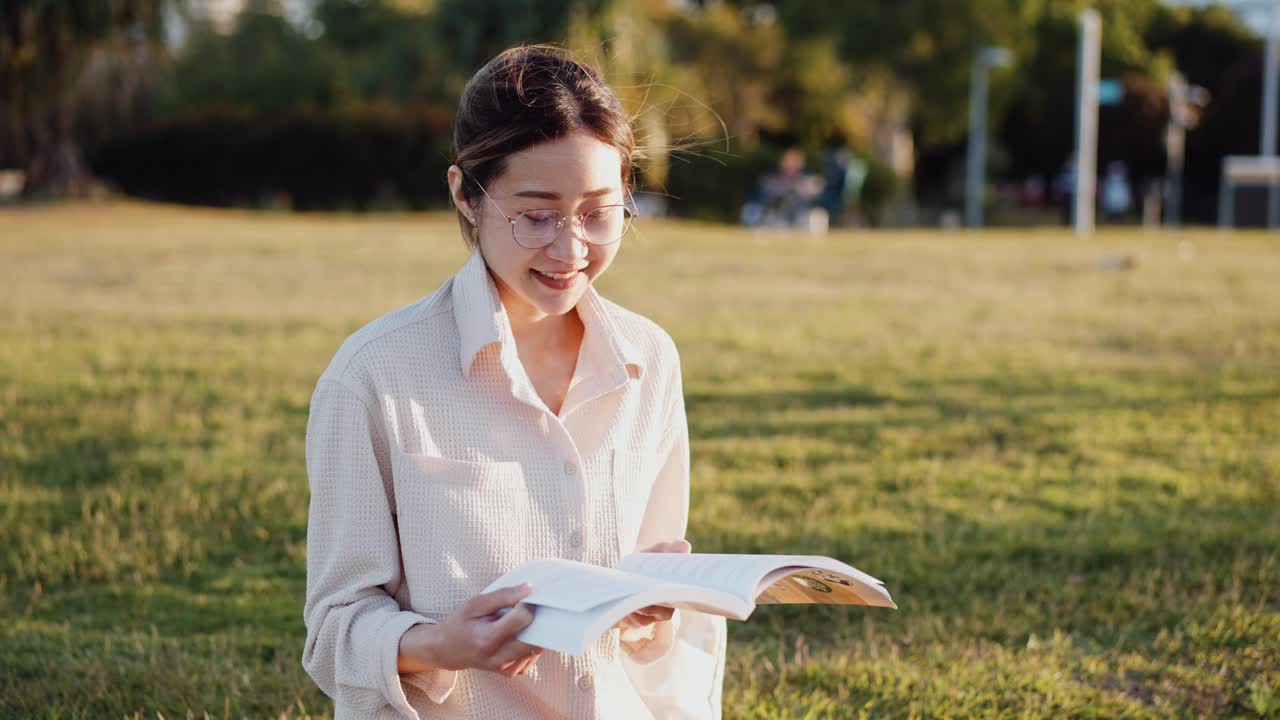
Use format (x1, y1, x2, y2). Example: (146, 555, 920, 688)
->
(512, 206, 632, 248)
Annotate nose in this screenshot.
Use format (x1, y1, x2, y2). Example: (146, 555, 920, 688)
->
(545, 216, 589, 262)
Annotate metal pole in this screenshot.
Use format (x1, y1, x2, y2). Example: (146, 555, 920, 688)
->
(1074, 10, 1101, 235)
(1263, 0, 1279, 227)
(966, 60, 989, 228)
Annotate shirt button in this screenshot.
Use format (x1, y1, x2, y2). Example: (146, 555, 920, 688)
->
(577, 674, 593, 691)
(569, 528, 584, 548)
(564, 461, 577, 476)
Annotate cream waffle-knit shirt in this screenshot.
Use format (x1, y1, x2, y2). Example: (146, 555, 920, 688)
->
(302, 251, 726, 719)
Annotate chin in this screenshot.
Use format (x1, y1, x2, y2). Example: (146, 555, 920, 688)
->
(530, 290, 585, 317)
(521, 272, 591, 316)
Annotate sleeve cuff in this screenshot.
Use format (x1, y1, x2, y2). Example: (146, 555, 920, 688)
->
(620, 608, 681, 665)
(377, 611, 458, 716)
(401, 664, 460, 705)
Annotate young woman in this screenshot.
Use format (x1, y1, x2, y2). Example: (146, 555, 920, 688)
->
(301, 46, 725, 719)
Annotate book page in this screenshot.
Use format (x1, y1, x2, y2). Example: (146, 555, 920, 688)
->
(756, 568, 884, 606)
(616, 553, 800, 602)
(618, 553, 896, 609)
(481, 558, 655, 613)
(514, 603, 604, 656)
(514, 584, 752, 656)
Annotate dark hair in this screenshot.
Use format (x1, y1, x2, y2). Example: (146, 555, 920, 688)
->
(451, 45, 636, 247)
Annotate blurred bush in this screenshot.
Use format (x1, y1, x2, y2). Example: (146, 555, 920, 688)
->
(661, 145, 778, 223)
(89, 103, 452, 211)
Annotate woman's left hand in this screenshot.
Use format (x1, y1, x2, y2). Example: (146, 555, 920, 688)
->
(617, 539, 691, 642)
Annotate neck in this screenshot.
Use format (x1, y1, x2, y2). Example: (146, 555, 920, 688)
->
(494, 276, 583, 352)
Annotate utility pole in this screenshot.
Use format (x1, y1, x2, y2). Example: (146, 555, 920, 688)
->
(965, 47, 1013, 229)
(1073, 9, 1102, 236)
(1263, 0, 1279, 227)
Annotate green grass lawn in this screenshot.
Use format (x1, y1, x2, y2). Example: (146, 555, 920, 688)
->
(2, 202, 1277, 719)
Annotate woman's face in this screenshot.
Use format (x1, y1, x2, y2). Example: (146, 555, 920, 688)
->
(453, 129, 626, 323)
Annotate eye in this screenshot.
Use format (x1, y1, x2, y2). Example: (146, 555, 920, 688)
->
(584, 206, 619, 226)
(522, 210, 559, 226)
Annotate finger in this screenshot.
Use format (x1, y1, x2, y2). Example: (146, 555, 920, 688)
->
(502, 654, 534, 679)
(498, 657, 525, 678)
(489, 602, 535, 641)
(497, 653, 526, 676)
(466, 583, 532, 618)
(491, 640, 543, 670)
(627, 609, 669, 627)
(628, 613, 659, 628)
(635, 605, 675, 622)
(643, 539, 691, 554)
(512, 650, 541, 677)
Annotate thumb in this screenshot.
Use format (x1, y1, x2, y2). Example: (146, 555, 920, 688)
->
(643, 539, 691, 554)
(466, 583, 532, 618)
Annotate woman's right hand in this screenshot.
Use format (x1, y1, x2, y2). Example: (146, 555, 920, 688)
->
(400, 582, 543, 678)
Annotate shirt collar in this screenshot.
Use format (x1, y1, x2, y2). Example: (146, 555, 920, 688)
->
(575, 282, 647, 381)
(452, 251, 646, 380)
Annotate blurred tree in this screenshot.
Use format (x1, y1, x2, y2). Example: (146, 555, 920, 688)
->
(29, 0, 1265, 222)
(431, 0, 615, 80)
(996, 2, 1260, 222)
(311, 0, 439, 102)
(1163, 7, 1267, 222)
(768, 0, 1037, 147)
(998, 1, 1175, 183)
(0, 0, 168, 196)
(661, 4, 785, 145)
(1145, 3, 1259, 92)
(563, 0, 687, 188)
(158, 6, 344, 114)
(771, 34, 860, 149)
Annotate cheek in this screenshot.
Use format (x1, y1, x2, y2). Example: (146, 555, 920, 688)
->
(478, 230, 521, 267)
(478, 234, 536, 283)
(587, 244, 619, 279)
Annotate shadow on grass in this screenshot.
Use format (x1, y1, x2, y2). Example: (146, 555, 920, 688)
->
(706, 494, 1279, 654)
(17, 564, 308, 640)
(14, 430, 145, 488)
(686, 369, 1279, 656)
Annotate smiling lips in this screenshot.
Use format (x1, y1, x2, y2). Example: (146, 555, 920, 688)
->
(531, 267, 586, 290)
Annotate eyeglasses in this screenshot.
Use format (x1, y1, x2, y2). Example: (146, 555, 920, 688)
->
(471, 179, 634, 249)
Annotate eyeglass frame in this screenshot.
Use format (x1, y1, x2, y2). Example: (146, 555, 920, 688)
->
(466, 175, 635, 249)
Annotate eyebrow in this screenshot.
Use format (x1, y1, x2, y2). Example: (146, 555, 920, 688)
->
(511, 187, 616, 200)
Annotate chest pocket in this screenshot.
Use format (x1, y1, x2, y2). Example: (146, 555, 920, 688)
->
(390, 450, 531, 613)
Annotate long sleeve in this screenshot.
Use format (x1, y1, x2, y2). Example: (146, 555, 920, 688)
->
(301, 378, 458, 719)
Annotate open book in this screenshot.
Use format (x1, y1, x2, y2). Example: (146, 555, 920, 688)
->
(481, 553, 896, 656)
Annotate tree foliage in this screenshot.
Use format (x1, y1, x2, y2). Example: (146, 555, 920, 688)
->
(0, 0, 167, 195)
(7, 0, 1266, 221)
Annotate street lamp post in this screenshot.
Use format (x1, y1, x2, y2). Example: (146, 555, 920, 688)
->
(965, 47, 1014, 229)
(1263, 0, 1279, 227)
(1074, 9, 1102, 236)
